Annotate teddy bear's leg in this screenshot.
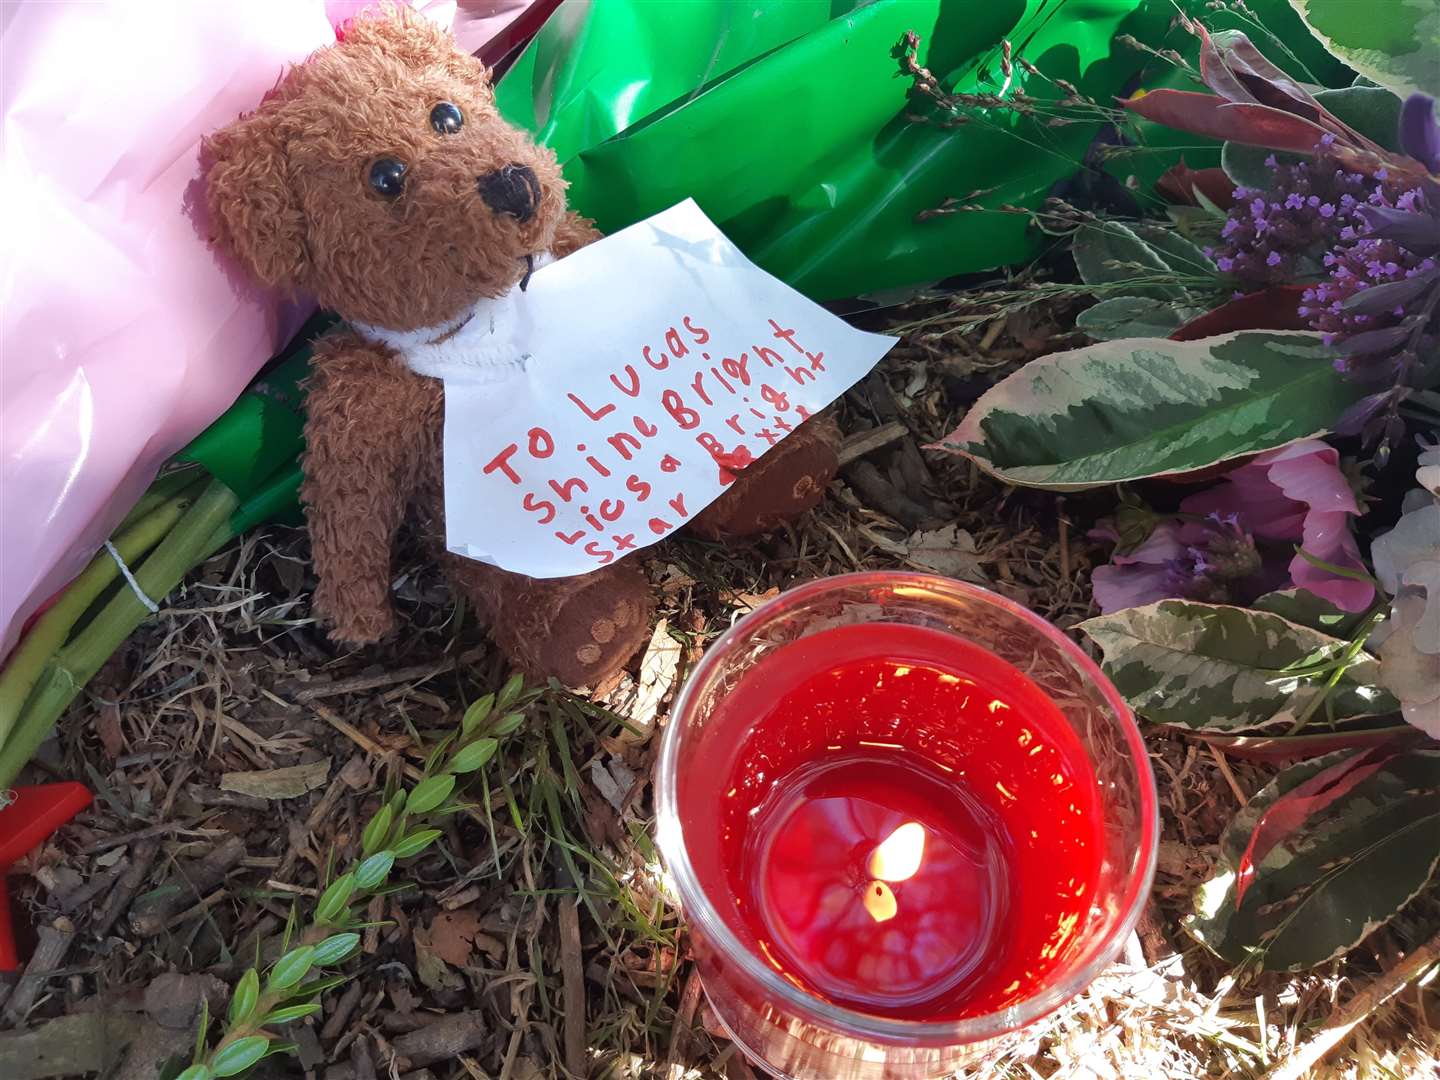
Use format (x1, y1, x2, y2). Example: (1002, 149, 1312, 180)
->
(690, 416, 841, 539)
(443, 555, 654, 688)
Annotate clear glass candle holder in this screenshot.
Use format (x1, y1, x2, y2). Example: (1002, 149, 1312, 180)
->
(655, 572, 1158, 1079)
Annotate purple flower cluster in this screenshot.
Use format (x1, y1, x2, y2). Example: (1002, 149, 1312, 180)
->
(1204, 143, 1376, 288)
(1303, 177, 1440, 449)
(1203, 95, 1440, 456)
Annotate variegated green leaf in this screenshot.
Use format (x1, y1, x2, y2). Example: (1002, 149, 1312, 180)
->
(1288, 0, 1440, 98)
(1254, 588, 1370, 638)
(1189, 748, 1440, 969)
(1076, 600, 1398, 731)
(936, 331, 1360, 490)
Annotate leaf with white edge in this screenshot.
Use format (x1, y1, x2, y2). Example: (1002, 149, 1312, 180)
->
(314, 873, 356, 925)
(1072, 221, 1188, 300)
(935, 331, 1361, 490)
(1076, 600, 1398, 732)
(393, 829, 444, 859)
(266, 946, 316, 992)
(1288, 0, 1440, 98)
(1076, 297, 1192, 341)
(360, 805, 393, 858)
(311, 932, 360, 967)
(174, 1066, 210, 1080)
(227, 968, 259, 1025)
(461, 693, 495, 737)
(1130, 223, 1218, 281)
(211, 1036, 271, 1078)
(262, 1003, 323, 1026)
(353, 852, 395, 890)
(1188, 748, 1440, 969)
(405, 774, 455, 816)
(449, 738, 498, 774)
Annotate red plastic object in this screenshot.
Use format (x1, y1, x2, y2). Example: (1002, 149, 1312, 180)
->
(0, 782, 92, 972)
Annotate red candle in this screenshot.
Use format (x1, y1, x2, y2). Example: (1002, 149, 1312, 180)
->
(659, 574, 1156, 1080)
(680, 622, 1103, 1020)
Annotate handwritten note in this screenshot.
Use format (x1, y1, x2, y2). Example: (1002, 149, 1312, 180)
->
(442, 199, 896, 577)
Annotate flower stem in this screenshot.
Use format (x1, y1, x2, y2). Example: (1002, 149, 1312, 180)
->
(0, 479, 205, 750)
(0, 479, 237, 789)
(1285, 606, 1389, 736)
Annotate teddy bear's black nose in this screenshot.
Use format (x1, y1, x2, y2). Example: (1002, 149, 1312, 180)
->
(478, 164, 540, 222)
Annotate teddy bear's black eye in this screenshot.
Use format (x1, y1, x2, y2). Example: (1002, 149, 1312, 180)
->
(368, 158, 407, 198)
(430, 102, 463, 135)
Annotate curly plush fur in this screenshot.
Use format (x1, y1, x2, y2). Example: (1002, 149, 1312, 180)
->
(203, 6, 839, 686)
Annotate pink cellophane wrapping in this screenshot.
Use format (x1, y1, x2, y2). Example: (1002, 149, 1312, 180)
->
(0, 0, 534, 661)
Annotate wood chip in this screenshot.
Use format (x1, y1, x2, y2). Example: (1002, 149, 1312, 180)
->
(624, 619, 680, 744)
(219, 757, 331, 799)
(0, 1012, 140, 1079)
(837, 420, 908, 466)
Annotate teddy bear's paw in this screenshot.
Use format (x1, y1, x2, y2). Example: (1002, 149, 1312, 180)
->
(314, 583, 399, 647)
(691, 421, 840, 540)
(497, 564, 655, 689)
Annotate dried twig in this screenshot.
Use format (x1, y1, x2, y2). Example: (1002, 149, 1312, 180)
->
(1265, 929, 1440, 1080)
(559, 898, 586, 1079)
(2, 923, 75, 1024)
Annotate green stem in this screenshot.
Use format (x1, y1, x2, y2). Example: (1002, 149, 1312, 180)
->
(0, 479, 238, 789)
(1285, 607, 1388, 736)
(0, 482, 204, 749)
(114, 467, 205, 534)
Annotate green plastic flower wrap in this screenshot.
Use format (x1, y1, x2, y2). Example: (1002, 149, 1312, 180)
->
(497, 0, 1176, 300)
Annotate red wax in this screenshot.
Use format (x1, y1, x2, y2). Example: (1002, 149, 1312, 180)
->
(680, 623, 1103, 1021)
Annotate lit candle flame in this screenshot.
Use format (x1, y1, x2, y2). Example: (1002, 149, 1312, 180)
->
(867, 821, 926, 883)
(862, 880, 897, 923)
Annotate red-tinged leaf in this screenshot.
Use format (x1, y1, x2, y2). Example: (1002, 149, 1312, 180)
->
(1199, 27, 1325, 124)
(1123, 91, 1330, 154)
(1197, 25, 1257, 106)
(1170, 285, 1310, 341)
(1189, 725, 1423, 764)
(1156, 160, 1237, 209)
(1235, 746, 1397, 906)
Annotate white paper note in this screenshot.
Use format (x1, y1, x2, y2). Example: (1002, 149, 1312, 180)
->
(441, 199, 896, 578)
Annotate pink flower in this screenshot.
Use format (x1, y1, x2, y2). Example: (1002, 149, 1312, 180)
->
(1179, 440, 1374, 613)
(1088, 440, 1373, 615)
(1090, 522, 1192, 613)
(1089, 516, 1270, 614)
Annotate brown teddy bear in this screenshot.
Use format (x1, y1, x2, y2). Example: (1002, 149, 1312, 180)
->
(202, 5, 839, 686)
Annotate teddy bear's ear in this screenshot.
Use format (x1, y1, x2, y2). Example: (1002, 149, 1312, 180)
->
(201, 111, 308, 290)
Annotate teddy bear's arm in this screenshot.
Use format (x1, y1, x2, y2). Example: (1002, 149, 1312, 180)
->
(300, 337, 437, 644)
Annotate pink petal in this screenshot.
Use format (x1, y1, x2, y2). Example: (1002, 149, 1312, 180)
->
(1091, 522, 1188, 613)
(1092, 564, 1178, 613)
(1180, 463, 1306, 539)
(1259, 440, 1361, 517)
